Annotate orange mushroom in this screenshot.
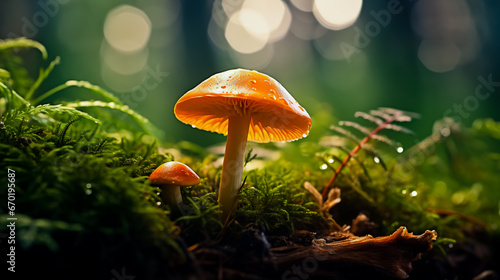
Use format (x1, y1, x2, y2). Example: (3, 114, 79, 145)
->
(175, 69, 311, 220)
(148, 161, 200, 206)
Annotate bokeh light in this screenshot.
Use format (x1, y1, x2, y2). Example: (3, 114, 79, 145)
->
(418, 40, 461, 73)
(223, 0, 292, 54)
(101, 42, 149, 75)
(411, 0, 480, 72)
(103, 5, 152, 53)
(313, 0, 363, 30)
(241, 0, 291, 42)
(101, 5, 152, 92)
(1, 0, 497, 148)
(225, 10, 270, 54)
(222, 0, 244, 18)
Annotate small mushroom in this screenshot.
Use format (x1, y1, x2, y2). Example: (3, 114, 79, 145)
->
(148, 161, 200, 206)
(175, 69, 311, 220)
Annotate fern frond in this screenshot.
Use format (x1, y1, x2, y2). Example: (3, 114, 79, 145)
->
(339, 120, 372, 135)
(330, 125, 361, 145)
(385, 123, 415, 135)
(0, 81, 30, 111)
(25, 56, 60, 100)
(319, 135, 347, 148)
(355, 111, 384, 125)
(371, 134, 395, 147)
(0, 37, 48, 59)
(0, 68, 10, 80)
(33, 80, 123, 105)
(4, 104, 100, 125)
(369, 109, 392, 121)
(65, 100, 161, 137)
(339, 120, 397, 147)
(378, 107, 420, 121)
(322, 107, 419, 199)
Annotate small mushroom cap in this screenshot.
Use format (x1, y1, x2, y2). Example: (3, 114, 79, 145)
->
(148, 161, 200, 186)
(174, 69, 311, 143)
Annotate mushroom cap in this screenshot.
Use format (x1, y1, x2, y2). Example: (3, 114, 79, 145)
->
(174, 69, 311, 143)
(148, 161, 201, 186)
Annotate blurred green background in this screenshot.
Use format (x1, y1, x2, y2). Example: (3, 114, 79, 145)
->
(1, 0, 499, 147)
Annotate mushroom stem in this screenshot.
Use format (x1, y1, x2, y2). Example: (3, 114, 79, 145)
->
(161, 186, 182, 206)
(219, 114, 251, 220)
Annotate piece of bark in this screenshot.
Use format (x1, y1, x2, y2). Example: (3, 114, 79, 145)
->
(270, 226, 437, 279)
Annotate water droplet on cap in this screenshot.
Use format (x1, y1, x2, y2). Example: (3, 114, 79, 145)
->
(250, 80, 257, 84)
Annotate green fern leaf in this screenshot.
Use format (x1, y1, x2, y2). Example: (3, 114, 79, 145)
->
(34, 80, 123, 105)
(0, 37, 48, 59)
(25, 56, 60, 100)
(0, 80, 30, 110)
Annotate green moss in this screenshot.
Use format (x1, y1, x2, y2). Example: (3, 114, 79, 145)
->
(1, 38, 499, 278)
(0, 38, 183, 279)
(234, 163, 323, 236)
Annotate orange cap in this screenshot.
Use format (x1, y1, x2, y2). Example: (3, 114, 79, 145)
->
(148, 161, 200, 186)
(174, 69, 311, 143)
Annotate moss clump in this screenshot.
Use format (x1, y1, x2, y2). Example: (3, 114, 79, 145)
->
(234, 162, 325, 236)
(1, 38, 499, 279)
(0, 38, 183, 279)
